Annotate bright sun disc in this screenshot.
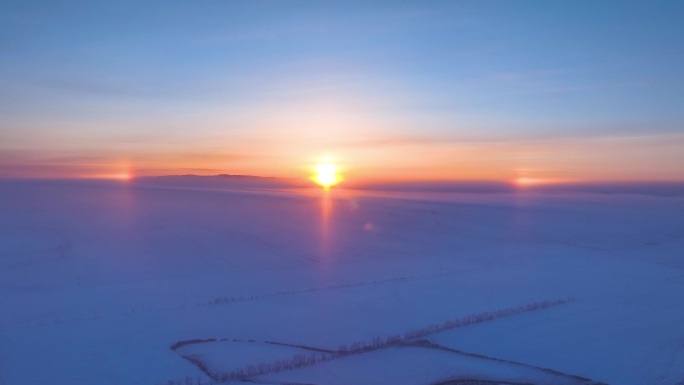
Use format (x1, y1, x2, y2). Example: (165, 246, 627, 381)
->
(314, 162, 340, 188)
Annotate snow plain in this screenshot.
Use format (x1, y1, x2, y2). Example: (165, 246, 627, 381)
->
(0, 179, 683, 385)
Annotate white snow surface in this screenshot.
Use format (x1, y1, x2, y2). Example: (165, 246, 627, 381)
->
(258, 345, 586, 385)
(0, 180, 683, 385)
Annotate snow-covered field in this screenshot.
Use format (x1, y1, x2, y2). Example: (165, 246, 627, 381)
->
(1, 179, 683, 385)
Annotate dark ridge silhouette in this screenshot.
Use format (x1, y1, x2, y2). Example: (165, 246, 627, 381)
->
(350, 180, 684, 196)
(131, 175, 684, 196)
(529, 181, 684, 196)
(133, 174, 310, 189)
(348, 180, 517, 193)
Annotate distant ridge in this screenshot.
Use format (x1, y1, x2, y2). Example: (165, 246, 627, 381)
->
(133, 174, 310, 189)
(347, 180, 517, 194)
(132, 174, 684, 196)
(529, 181, 684, 196)
(350, 180, 684, 196)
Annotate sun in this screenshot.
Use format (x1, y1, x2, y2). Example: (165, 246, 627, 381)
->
(313, 162, 341, 189)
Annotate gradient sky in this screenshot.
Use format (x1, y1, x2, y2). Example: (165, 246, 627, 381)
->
(1, 1, 683, 182)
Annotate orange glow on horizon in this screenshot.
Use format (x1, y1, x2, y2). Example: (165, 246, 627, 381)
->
(313, 161, 342, 189)
(515, 177, 545, 186)
(514, 177, 573, 186)
(93, 173, 133, 181)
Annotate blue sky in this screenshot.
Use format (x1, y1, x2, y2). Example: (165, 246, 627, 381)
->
(1, 1, 683, 181)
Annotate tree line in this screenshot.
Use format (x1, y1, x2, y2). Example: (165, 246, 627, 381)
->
(161, 297, 575, 384)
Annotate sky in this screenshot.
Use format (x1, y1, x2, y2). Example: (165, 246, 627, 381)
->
(1, 0, 683, 183)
